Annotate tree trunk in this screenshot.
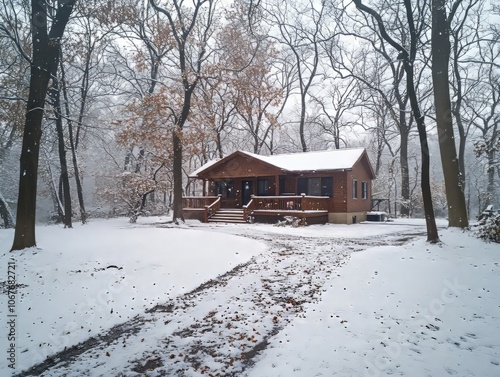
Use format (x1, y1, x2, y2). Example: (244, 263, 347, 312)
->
(52, 78, 72, 228)
(45, 158, 64, 223)
(400, 129, 410, 217)
(405, 63, 440, 243)
(0, 190, 15, 228)
(486, 150, 495, 207)
(374, 148, 382, 176)
(172, 130, 184, 223)
(130, 190, 153, 223)
(12, 60, 48, 248)
(11, 0, 76, 251)
(452, 35, 467, 186)
(456, 112, 467, 184)
(431, 0, 468, 228)
(216, 132, 224, 159)
(299, 94, 308, 152)
(60, 57, 87, 224)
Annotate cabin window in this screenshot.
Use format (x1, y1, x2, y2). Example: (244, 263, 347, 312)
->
(257, 178, 273, 195)
(297, 177, 333, 196)
(215, 180, 234, 198)
(279, 176, 286, 195)
(362, 181, 368, 199)
(353, 179, 358, 199)
(308, 178, 321, 196)
(321, 177, 333, 197)
(298, 178, 308, 195)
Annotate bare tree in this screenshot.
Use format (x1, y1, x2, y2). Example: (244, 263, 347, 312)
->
(327, 2, 432, 217)
(309, 78, 361, 150)
(149, 0, 216, 223)
(431, 0, 469, 228)
(11, 0, 77, 251)
(262, 0, 329, 152)
(449, 0, 482, 183)
(47, 63, 73, 227)
(57, 1, 124, 224)
(468, 35, 500, 208)
(196, 77, 238, 159)
(353, 0, 439, 243)
(210, 3, 285, 155)
(0, 7, 29, 228)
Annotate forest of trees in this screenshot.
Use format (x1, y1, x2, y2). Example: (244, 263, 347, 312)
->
(0, 0, 498, 247)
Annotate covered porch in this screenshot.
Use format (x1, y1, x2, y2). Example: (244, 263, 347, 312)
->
(182, 194, 329, 224)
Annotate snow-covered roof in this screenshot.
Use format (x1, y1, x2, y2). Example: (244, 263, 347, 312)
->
(189, 159, 219, 178)
(190, 148, 371, 177)
(239, 148, 367, 172)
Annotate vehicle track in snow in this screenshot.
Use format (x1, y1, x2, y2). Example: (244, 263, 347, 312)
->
(15, 227, 425, 377)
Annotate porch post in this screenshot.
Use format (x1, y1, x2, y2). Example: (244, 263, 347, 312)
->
(301, 193, 306, 225)
(202, 179, 207, 196)
(275, 175, 279, 196)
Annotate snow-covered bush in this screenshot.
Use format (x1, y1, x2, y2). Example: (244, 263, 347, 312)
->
(275, 216, 303, 227)
(475, 213, 500, 243)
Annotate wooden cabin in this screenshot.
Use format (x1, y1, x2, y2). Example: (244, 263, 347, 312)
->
(183, 148, 376, 225)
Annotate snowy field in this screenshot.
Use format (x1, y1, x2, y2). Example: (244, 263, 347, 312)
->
(247, 228, 500, 377)
(0, 217, 499, 376)
(0, 217, 265, 372)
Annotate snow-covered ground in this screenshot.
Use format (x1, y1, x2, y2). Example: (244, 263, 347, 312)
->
(247, 228, 500, 377)
(0, 217, 265, 372)
(0, 217, 499, 376)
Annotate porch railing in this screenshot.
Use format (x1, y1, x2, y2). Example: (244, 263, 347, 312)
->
(204, 196, 221, 223)
(243, 197, 255, 222)
(253, 194, 329, 211)
(182, 194, 329, 222)
(301, 195, 330, 210)
(182, 196, 219, 208)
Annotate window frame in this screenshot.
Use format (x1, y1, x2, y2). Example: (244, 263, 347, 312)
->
(257, 178, 272, 196)
(297, 176, 333, 197)
(352, 178, 358, 199)
(361, 181, 368, 200)
(215, 180, 234, 198)
(320, 177, 333, 197)
(308, 177, 321, 196)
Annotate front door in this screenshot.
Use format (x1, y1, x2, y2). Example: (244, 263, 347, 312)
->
(242, 180, 254, 206)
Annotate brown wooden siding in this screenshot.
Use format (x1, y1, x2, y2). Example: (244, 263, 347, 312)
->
(201, 155, 283, 179)
(331, 172, 348, 213)
(347, 162, 372, 213)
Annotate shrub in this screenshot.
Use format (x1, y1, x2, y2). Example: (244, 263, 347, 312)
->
(475, 213, 500, 243)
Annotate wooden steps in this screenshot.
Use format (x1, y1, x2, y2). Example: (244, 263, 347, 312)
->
(208, 209, 247, 224)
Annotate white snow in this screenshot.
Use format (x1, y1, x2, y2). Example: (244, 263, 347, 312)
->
(188, 158, 220, 178)
(240, 148, 367, 172)
(244, 218, 448, 239)
(1, 217, 499, 376)
(247, 229, 500, 377)
(0, 217, 265, 372)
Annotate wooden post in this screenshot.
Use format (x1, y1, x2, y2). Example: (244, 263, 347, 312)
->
(202, 179, 207, 197)
(275, 175, 280, 196)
